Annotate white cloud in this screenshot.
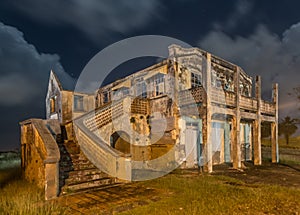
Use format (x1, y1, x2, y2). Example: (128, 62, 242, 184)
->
(0, 22, 73, 106)
(198, 23, 300, 118)
(9, 0, 162, 43)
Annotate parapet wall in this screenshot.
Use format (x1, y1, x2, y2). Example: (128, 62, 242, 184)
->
(20, 119, 60, 200)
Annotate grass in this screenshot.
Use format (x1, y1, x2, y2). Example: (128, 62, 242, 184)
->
(2, 168, 299, 215)
(0, 165, 67, 215)
(120, 173, 300, 215)
(279, 159, 300, 166)
(1, 152, 300, 214)
(262, 136, 300, 165)
(262, 136, 300, 149)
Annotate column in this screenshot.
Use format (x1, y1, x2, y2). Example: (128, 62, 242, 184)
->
(224, 122, 231, 163)
(203, 53, 213, 173)
(271, 83, 279, 163)
(253, 76, 262, 165)
(232, 66, 241, 169)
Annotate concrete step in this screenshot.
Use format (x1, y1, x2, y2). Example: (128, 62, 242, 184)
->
(64, 171, 110, 185)
(59, 168, 104, 182)
(59, 158, 93, 167)
(60, 183, 121, 196)
(60, 152, 87, 161)
(59, 162, 96, 172)
(68, 168, 104, 177)
(59, 147, 80, 155)
(60, 178, 115, 195)
(57, 138, 119, 196)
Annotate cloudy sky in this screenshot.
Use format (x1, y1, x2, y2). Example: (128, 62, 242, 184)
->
(0, 0, 300, 150)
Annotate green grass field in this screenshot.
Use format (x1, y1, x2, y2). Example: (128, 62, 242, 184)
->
(262, 136, 300, 149)
(0, 158, 67, 215)
(1, 147, 300, 214)
(120, 173, 300, 215)
(2, 167, 299, 215)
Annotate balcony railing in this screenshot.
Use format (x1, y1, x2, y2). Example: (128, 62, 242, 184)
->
(178, 86, 276, 116)
(178, 86, 205, 106)
(240, 96, 257, 111)
(261, 101, 276, 115)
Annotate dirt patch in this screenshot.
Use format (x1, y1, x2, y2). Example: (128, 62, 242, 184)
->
(212, 162, 300, 188)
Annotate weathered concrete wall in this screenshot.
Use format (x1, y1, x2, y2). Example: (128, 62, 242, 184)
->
(46, 71, 95, 125)
(61, 91, 95, 124)
(61, 91, 73, 124)
(72, 92, 95, 120)
(21, 122, 45, 188)
(20, 119, 60, 200)
(46, 72, 63, 122)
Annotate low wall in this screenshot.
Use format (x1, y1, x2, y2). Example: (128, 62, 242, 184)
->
(20, 119, 60, 200)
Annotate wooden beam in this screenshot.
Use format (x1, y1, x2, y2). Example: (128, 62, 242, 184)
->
(240, 112, 257, 120)
(211, 106, 235, 116)
(261, 115, 276, 122)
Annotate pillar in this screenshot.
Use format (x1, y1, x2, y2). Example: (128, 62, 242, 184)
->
(224, 122, 231, 163)
(45, 162, 60, 200)
(253, 76, 262, 165)
(203, 53, 213, 173)
(232, 66, 241, 169)
(271, 83, 279, 163)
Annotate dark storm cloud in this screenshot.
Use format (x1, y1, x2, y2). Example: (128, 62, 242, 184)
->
(198, 23, 300, 118)
(9, 0, 162, 43)
(0, 22, 74, 106)
(0, 22, 74, 150)
(213, 0, 253, 31)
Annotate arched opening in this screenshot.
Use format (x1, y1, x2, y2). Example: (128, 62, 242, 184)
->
(110, 131, 131, 154)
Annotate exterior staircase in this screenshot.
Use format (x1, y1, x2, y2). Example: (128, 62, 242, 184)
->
(57, 137, 118, 195)
(72, 96, 178, 181)
(73, 97, 136, 181)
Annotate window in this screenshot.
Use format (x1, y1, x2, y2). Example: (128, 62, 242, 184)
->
(122, 88, 129, 96)
(191, 72, 202, 88)
(50, 79, 54, 91)
(154, 74, 164, 96)
(136, 81, 147, 98)
(112, 88, 130, 100)
(74, 95, 84, 111)
(103, 91, 109, 103)
(50, 97, 56, 113)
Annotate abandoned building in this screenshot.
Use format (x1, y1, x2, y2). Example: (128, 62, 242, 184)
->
(20, 44, 279, 199)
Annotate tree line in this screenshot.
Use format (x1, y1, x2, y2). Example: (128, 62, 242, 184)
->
(262, 87, 300, 145)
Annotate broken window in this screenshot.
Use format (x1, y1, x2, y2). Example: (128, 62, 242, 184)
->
(103, 91, 109, 103)
(113, 87, 130, 100)
(136, 81, 147, 98)
(154, 74, 165, 96)
(74, 95, 84, 111)
(191, 72, 202, 88)
(50, 97, 56, 113)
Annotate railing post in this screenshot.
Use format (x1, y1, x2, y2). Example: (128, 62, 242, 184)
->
(271, 83, 279, 163)
(253, 76, 262, 165)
